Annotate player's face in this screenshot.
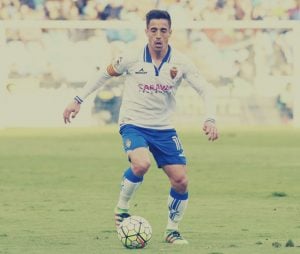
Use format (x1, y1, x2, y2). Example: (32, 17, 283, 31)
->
(145, 19, 172, 53)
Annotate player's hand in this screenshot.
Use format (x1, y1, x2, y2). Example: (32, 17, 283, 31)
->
(202, 120, 218, 141)
(63, 101, 81, 124)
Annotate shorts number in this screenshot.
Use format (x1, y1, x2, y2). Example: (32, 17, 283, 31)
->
(172, 136, 182, 151)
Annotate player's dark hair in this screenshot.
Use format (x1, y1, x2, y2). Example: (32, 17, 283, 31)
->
(146, 10, 171, 28)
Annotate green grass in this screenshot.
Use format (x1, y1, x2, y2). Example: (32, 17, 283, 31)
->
(0, 126, 300, 254)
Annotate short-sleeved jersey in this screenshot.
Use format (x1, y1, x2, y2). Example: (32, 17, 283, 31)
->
(111, 45, 216, 129)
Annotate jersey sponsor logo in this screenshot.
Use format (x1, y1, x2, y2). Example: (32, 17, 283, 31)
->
(135, 68, 147, 74)
(170, 67, 178, 79)
(138, 83, 173, 94)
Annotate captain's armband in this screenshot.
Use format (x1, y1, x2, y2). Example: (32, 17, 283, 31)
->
(107, 64, 122, 77)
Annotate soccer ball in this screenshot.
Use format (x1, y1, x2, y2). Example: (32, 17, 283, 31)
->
(117, 215, 152, 249)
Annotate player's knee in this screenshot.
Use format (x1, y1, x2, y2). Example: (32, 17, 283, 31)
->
(131, 160, 151, 176)
(172, 176, 188, 193)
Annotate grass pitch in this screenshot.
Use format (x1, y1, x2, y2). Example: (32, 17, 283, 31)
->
(0, 126, 300, 254)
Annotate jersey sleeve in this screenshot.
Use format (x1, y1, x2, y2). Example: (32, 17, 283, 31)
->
(109, 52, 132, 75)
(183, 60, 217, 121)
(76, 52, 133, 101)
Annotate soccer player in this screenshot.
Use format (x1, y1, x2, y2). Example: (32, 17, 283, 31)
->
(63, 9, 218, 244)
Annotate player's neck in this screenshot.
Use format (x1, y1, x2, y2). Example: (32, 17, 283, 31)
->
(149, 46, 169, 67)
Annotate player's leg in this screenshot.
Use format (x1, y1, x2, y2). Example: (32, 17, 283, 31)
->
(115, 125, 151, 227)
(148, 129, 189, 244)
(116, 147, 151, 211)
(163, 164, 189, 244)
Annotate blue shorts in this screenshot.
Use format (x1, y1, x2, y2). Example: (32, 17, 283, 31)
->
(119, 124, 186, 168)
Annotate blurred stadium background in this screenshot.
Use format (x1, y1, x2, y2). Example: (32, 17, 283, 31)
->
(0, 0, 300, 128)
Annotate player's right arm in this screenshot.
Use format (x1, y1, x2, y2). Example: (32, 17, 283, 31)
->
(63, 57, 125, 124)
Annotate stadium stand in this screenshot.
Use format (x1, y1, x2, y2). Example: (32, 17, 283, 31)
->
(1, 0, 300, 21)
(0, 0, 299, 127)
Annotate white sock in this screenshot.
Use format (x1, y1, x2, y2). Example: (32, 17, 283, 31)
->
(166, 188, 189, 231)
(117, 168, 143, 210)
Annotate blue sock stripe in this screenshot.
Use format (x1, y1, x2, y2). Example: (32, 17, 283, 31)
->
(170, 200, 181, 220)
(175, 200, 181, 210)
(170, 188, 188, 200)
(124, 168, 143, 183)
(169, 199, 175, 211)
(170, 213, 175, 220)
(171, 199, 180, 210)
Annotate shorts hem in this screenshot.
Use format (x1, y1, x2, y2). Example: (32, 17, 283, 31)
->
(157, 162, 187, 169)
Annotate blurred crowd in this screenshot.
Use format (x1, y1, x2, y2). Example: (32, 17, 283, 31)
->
(0, 0, 300, 21)
(1, 0, 297, 125)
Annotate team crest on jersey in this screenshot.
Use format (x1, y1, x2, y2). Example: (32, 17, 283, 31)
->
(170, 67, 178, 79)
(125, 139, 131, 148)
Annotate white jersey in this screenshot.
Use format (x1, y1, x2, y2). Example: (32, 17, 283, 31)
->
(79, 44, 216, 129)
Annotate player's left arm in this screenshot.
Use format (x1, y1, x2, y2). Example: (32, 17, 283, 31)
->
(202, 118, 218, 141)
(183, 64, 219, 141)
